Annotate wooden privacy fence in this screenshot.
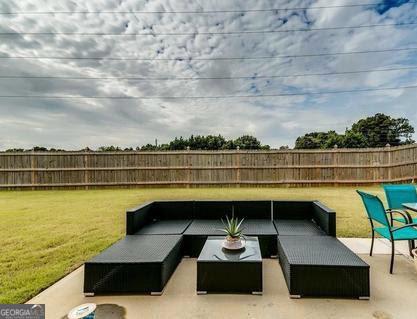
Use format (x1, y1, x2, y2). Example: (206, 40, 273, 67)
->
(0, 144, 416, 189)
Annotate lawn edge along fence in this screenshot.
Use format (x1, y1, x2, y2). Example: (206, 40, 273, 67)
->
(0, 144, 416, 189)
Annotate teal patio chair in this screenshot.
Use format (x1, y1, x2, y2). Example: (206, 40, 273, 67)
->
(357, 190, 417, 273)
(383, 184, 416, 224)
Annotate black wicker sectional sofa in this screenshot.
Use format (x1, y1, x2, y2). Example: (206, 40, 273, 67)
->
(84, 200, 370, 298)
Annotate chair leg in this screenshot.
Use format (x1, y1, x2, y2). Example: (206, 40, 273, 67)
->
(390, 240, 395, 274)
(370, 229, 375, 256)
(409, 240, 415, 257)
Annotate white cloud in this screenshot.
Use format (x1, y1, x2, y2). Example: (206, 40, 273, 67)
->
(0, 0, 416, 149)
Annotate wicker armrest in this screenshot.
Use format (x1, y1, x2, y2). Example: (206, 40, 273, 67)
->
(126, 202, 154, 234)
(312, 201, 336, 236)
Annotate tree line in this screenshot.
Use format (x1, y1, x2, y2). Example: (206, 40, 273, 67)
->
(2, 113, 414, 152)
(4, 135, 270, 152)
(294, 113, 414, 149)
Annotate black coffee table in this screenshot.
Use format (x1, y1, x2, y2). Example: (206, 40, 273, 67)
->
(197, 236, 262, 294)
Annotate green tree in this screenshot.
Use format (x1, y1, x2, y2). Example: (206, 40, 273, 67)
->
(139, 144, 158, 151)
(168, 137, 188, 150)
(351, 113, 414, 147)
(295, 113, 415, 149)
(233, 135, 269, 150)
(323, 131, 344, 149)
(97, 146, 122, 152)
(341, 130, 368, 148)
(295, 131, 340, 149)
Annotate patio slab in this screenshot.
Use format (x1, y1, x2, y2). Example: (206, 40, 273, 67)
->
(28, 239, 417, 319)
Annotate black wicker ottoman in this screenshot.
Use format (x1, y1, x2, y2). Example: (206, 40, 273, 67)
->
(277, 235, 370, 299)
(84, 235, 183, 295)
(197, 236, 262, 294)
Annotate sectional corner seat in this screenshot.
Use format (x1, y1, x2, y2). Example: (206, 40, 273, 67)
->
(83, 200, 370, 298)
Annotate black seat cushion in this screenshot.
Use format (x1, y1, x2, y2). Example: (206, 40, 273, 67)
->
(242, 219, 277, 235)
(185, 219, 277, 236)
(278, 235, 368, 267)
(274, 219, 325, 236)
(183, 219, 224, 235)
(87, 235, 183, 263)
(135, 219, 192, 235)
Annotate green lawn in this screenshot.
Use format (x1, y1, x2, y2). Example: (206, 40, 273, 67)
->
(0, 186, 386, 303)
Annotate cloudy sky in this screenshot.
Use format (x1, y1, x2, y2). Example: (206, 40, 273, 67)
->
(0, 0, 416, 149)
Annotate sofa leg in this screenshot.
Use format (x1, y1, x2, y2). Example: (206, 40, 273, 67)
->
(252, 291, 263, 295)
(197, 291, 207, 295)
(290, 295, 301, 299)
(84, 292, 95, 297)
(150, 291, 163, 296)
(359, 296, 370, 300)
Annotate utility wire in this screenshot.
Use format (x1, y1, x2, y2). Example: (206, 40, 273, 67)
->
(1, 1, 416, 14)
(1, 47, 416, 61)
(0, 85, 416, 100)
(1, 22, 416, 36)
(0, 66, 416, 81)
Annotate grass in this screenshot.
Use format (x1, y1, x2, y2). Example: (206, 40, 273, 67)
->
(0, 186, 388, 303)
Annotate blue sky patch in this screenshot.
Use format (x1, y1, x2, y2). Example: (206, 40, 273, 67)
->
(375, 0, 410, 14)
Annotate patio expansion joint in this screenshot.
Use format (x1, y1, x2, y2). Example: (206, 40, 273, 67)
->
(376, 238, 414, 263)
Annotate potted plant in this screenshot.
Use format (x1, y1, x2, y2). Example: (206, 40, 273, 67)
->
(219, 215, 245, 250)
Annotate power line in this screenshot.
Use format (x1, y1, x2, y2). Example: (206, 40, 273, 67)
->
(0, 85, 416, 100)
(1, 66, 416, 81)
(1, 22, 416, 36)
(1, 47, 416, 61)
(1, 1, 416, 14)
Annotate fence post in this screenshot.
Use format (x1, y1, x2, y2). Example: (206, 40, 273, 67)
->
(31, 150, 36, 190)
(386, 144, 392, 181)
(333, 146, 339, 185)
(186, 147, 191, 188)
(236, 147, 241, 187)
(84, 152, 89, 189)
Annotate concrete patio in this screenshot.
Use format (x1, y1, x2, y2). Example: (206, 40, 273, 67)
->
(29, 238, 417, 319)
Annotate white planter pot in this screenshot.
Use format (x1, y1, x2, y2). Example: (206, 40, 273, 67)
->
(222, 237, 245, 250)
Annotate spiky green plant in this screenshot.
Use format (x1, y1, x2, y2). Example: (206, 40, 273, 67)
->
(219, 215, 244, 239)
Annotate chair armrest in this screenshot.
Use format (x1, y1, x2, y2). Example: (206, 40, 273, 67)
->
(392, 222, 417, 232)
(126, 202, 154, 235)
(386, 209, 412, 223)
(312, 201, 336, 236)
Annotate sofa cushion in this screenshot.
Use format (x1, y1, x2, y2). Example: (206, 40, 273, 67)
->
(134, 219, 192, 235)
(242, 219, 277, 235)
(183, 219, 224, 235)
(274, 219, 325, 236)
